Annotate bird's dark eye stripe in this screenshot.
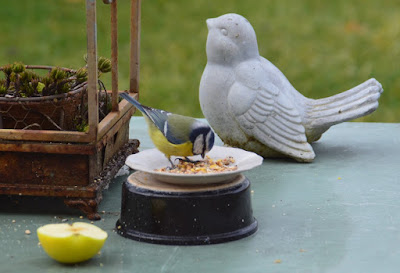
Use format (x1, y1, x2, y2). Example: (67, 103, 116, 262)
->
(204, 130, 214, 152)
(202, 134, 207, 155)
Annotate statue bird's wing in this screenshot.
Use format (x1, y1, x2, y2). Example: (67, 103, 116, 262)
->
(228, 61, 315, 161)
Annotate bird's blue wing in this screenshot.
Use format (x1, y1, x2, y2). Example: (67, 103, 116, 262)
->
(143, 107, 190, 145)
(141, 105, 170, 134)
(119, 92, 170, 133)
(120, 92, 190, 145)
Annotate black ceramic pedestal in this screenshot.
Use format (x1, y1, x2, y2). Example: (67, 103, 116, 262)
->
(116, 171, 257, 245)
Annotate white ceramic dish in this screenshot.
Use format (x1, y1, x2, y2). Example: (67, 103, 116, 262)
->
(125, 146, 263, 185)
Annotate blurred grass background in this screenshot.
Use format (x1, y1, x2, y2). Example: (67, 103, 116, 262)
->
(0, 0, 398, 122)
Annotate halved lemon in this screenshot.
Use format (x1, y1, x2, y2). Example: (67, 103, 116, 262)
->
(37, 222, 108, 264)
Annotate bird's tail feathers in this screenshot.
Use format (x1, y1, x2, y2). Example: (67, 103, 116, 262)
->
(120, 92, 170, 133)
(306, 78, 383, 129)
(120, 92, 147, 114)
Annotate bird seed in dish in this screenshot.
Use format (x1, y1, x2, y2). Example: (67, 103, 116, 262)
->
(155, 156, 237, 174)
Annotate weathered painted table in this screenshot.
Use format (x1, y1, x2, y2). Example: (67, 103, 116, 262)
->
(1, 117, 399, 273)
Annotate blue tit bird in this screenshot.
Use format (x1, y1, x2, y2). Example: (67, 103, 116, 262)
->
(120, 92, 215, 167)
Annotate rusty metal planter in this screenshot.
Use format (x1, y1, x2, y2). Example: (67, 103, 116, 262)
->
(0, 0, 141, 220)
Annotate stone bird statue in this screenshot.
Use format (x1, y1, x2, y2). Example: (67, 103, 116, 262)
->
(199, 13, 383, 162)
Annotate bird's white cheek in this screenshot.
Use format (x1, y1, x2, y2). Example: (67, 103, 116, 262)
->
(192, 135, 205, 155)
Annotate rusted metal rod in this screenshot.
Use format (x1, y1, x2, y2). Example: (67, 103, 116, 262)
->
(86, 0, 99, 140)
(111, 0, 119, 112)
(129, 0, 141, 94)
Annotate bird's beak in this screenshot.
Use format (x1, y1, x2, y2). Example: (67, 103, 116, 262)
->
(201, 151, 206, 159)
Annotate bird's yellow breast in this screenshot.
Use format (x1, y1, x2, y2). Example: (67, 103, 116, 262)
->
(147, 121, 193, 158)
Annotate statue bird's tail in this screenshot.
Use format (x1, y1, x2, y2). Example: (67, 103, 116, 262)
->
(305, 78, 383, 142)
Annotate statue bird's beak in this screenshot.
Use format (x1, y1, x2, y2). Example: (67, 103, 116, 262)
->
(206, 18, 215, 30)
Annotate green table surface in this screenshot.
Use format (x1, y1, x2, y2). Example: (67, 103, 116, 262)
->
(1, 117, 399, 273)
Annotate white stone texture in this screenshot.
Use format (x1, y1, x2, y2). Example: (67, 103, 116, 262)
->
(199, 13, 383, 162)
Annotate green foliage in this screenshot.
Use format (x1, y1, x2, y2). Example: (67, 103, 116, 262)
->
(0, 63, 70, 97)
(75, 120, 89, 132)
(82, 54, 111, 74)
(0, 80, 7, 94)
(98, 56, 112, 74)
(75, 68, 88, 84)
(2, 64, 13, 77)
(0, 56, 111, 98)
(0, 0, 398, 121)
(49, 67, 67, 81)
(12, 62, 25, 74)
